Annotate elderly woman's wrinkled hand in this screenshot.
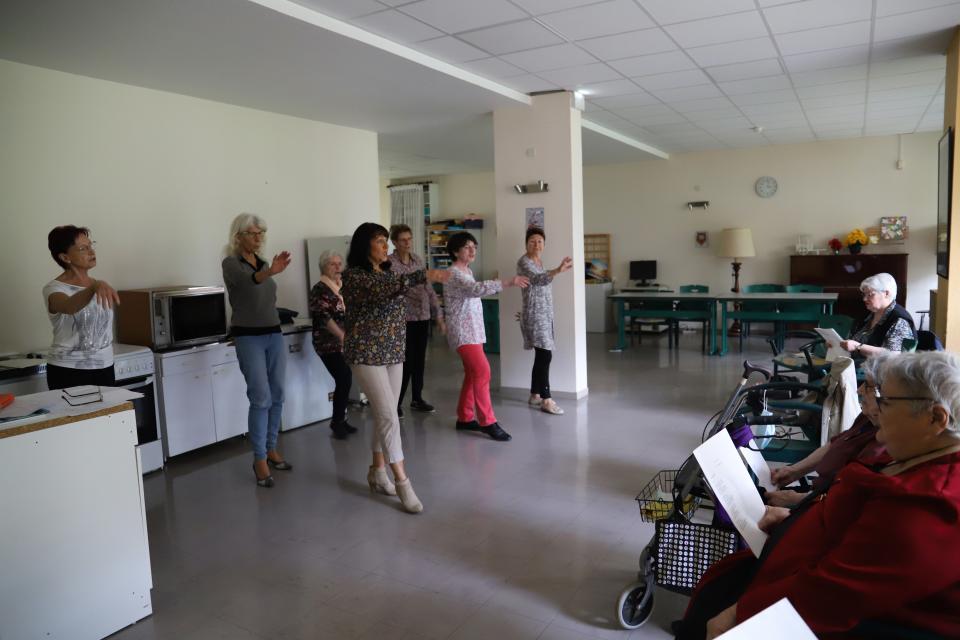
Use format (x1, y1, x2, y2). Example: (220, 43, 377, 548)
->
(770, 465, 801, 487)
(840, 339, 860, 353)
(766, 490, 805, 508)
(705, 604, 738, 639)
(758, 506, 792, 532)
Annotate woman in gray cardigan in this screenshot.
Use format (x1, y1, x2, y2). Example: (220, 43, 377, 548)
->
(517, 227, 572, 415)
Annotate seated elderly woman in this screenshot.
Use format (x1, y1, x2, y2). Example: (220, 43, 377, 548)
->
(839, 272, 916, 357)
(677, 351, 960, 640)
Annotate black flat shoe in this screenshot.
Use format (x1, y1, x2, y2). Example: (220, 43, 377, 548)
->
(343, 420, 358, 434)
(456, 420, 481, 431)
(397, 406, 404, 418)
(267, 458, 293, 471)
(330, 421, 350, 440)
(410, 399, 435, 413)
(480, 422, 512, 441)
(253, 464, 274, 488)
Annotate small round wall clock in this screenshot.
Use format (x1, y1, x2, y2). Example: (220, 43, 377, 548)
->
(755, 176, 778, 198)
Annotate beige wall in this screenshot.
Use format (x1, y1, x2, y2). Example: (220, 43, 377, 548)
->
(419, 133, 939, 320)
(0, 60, 380, 354)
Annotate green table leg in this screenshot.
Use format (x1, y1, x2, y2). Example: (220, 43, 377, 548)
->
(709, 300, 717, 355)
(613, 300, 627, 351)
(720, 301, 729, 355)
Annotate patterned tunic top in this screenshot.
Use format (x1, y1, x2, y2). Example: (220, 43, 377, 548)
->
(517, 255, 555, 351)
(443, 266, 502, 350)
(308, 281, 345, 356)
(851, 302, 915, 352)
(341, 266, 425, 366)
(388, 252, 443, 322)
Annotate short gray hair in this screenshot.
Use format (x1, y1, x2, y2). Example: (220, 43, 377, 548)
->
(860, 272, 897, 300)
(861, 351, 892, 386)
(880, 351, 960, 431)
(318, 250, 342, 271)
(226, 212, 267, 256)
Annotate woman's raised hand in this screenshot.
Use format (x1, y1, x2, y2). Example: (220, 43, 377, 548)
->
(505, 275, 530, 288)
(557, 256, 574, 273)
(426, 269, 451, 284)
(93, 280, 120, 309)
(269, 251, 292, 276)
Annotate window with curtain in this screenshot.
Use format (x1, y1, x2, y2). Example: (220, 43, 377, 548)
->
(388, 184, 426, 258)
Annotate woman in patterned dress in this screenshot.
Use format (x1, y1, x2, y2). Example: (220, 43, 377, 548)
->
(341, 223, 448, 513)
(516, 227, 573, 415)
(443, 232, 528, 442)
(839, 272, 916, 357)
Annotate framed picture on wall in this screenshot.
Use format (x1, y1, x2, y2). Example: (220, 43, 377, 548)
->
(938, 127, 953, 279)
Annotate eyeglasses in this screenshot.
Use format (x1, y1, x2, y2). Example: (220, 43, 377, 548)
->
(73, 241, 97, 253)
(873, 388, 936, 413)
(240, 231, 266, 238)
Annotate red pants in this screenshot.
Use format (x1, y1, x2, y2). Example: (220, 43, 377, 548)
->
(456, 344, 496, 426)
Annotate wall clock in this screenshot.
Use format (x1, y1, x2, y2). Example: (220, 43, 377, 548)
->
(755, 176, 778, 198)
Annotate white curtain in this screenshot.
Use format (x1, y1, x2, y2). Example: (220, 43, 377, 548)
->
(389, 184, 426, 258)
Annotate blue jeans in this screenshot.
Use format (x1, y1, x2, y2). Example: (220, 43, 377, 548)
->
(234, 333, 286, 460)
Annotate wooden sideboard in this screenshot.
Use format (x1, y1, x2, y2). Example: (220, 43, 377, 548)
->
(790, 253, 908, 318)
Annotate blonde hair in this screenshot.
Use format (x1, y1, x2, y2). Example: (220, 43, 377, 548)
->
(226, 212, 267, 257)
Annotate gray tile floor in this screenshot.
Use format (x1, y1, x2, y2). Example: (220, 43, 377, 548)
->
(113, 331, 772, 640)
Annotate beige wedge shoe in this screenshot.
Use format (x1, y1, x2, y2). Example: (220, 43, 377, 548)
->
(395, 478, 424, 514)
(367, 465, 397, 496)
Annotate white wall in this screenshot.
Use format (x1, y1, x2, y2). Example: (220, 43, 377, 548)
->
(0, 60, 380, 354)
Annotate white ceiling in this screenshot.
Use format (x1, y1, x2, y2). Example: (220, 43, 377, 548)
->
(1, 0, 955, 178)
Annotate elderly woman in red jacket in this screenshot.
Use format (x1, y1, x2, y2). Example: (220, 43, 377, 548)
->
(678, 351, 960, 640)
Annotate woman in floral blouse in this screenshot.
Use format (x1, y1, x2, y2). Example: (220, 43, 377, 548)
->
(309, 249, 356, 440)
(444, 232, 528, 442)
(341, 223, 448, 514)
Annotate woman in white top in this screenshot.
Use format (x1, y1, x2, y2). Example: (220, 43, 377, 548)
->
(43, 225, 120, 390)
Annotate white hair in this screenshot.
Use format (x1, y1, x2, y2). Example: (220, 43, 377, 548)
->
(880, 351, 960, 431)
(225, 212, 267, 256)
(861, 351, 891, 386)
(860, 272, 898, 300)
(318, 250, 342, 271)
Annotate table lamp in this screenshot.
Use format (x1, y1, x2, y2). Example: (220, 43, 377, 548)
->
(716, 227, 755, 293)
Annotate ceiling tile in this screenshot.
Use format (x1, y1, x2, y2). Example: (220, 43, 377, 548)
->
(868, 95, 938, 110)
(732, 89, 799, 106)
(867, 105, 928, 119)
(609, 51, 696, 77)
(782, 45, 869, 73)
(869, 85, 941, 102)
(762, 0, 872, 34)
(502, 74, 560, 93)
(664, 11, 768, 48)
(816, 128, 863, 139)
(684, 106, 749, 121)
(622, 110, 689, 126)
(698, 116, 753, 131)
(875, 4, 960, 41)
(538, 62, 622, 86)
(877, 0, 960, 18)
(414, 36, 488, 62)
(459, 57, 526, 79)
(869, 55, 945, 77)
(579, 78, 643, 96)
(775, 21, 871, 56)
(764, 129, 817, 144)
(868, 70, 945, 91)
(295, 0, 384, 19)
(865, 122, 920, 135)
(538, 0, 655, 41)
(758, 0, 801, 5)
(718, 75, 793, 95)
(706, 58, 783, 82)
(751, 113, 809, 127)
(591, 91, 661, 108)
(637, 0, 756, 24)
(615, 104, 679, 119)
(739, 100, 803, 116)
(801, 94, 865, 110)
(806, 104, 866, 123)
(795, 80, 867, 99)
(398, 0, 526, 33)
(791, 65, 867, 87)
(686, 37, 778, 67)
(577, 28, 676, 60)
(459, 20, 563, 54)
(670, 97, 736, 113)
(510, 0, 602, 14)
(634, 69, 712, 90)
(650, 84, 724, 102)
(501, 43, 597, 72)
(353, 9, 443, 42)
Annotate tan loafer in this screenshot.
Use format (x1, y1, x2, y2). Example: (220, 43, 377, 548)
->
(541, 400, 564, 415)
(528, 394, 543, 408)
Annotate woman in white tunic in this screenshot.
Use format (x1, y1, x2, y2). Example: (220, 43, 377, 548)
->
(517, 227, 572, 415)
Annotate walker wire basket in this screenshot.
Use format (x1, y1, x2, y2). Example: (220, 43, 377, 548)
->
(653, 515, 739, 595)
(635, 469, 699, 523)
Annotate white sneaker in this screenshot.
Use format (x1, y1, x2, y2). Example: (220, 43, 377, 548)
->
(528, 394, 543, 408)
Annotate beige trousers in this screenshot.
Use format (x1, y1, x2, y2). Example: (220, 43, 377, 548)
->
(350, 363, 404, 464)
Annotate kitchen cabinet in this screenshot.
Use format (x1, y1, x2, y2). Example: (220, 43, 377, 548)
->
(158, 367, 216, 457)
(281, 327, 334, 431)
(212, 360, 248, 440)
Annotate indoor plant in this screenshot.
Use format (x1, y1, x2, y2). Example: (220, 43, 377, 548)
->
(828, 238, 843, 255)
(845, 228, 868, 254)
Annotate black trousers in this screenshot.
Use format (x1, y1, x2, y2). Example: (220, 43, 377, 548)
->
(319, 352, 352, 424)
(46, 363, 116, 390)
(530, 347, 552, 399)
(399, 319, 429, 405)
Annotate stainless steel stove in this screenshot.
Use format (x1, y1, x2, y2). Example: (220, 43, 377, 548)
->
(114, 344, 163, 473)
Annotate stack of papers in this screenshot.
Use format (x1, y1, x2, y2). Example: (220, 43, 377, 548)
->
(717, 598, 816, 639)
(61, 385, 103, 407)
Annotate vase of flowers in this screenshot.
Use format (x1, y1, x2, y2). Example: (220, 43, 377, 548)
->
(846, 229, 868, 254)
(828, 238, 842, 255)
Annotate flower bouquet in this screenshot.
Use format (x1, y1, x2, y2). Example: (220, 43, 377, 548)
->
(828, 238, 843, 255)
(845, 229, 868, 254)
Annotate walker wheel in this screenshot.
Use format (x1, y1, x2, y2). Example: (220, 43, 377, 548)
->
(617, 579, 654, 629)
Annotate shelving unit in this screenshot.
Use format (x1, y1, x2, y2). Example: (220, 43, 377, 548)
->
(584, 233, 611, 280)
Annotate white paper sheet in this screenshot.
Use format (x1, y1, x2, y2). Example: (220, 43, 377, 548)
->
(739, 442, 775, 491)
(814, 327, 846, 361)
(0, 388, 142, 431)
(694, 429, 769, 557)
(717, 598, 816, 639)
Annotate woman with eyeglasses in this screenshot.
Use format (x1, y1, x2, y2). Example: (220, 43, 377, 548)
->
(677, 351, 960, 640)
(839, 272, 916, 357)
(222, 213, 292, 488)
(44, 225, 120, 390)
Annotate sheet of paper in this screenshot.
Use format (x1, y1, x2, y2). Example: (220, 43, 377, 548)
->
(63, 385, 101, 397)
(739, 441, 775, 491)
(0, 388, 142, 432)
(0, 394, 58, 420)
(693, 429, 769, 557)
(814, 327, 846, 361)
(717, 598, 816, 640)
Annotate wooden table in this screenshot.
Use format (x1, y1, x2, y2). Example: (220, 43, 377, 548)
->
(609, 292, 718, 353)
(716, 292, 838, 355)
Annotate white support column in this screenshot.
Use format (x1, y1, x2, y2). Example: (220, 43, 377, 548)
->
(493, 91, 587, 398)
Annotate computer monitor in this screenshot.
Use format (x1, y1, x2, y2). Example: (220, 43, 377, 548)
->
(629, 260, 657, 285)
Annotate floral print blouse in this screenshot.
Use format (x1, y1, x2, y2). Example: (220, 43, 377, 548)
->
(517, 255, 555, 351)
(851, 302, 915, 352)
(388, 252, 443, 322)
(309, 281, 345, 356)
(443, 266, 502, 350)
(341, 266, 425, 366)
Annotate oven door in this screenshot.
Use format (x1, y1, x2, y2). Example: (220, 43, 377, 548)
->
(118, 375, 164, 473)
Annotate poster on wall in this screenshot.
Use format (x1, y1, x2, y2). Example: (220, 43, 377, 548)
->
(525, 207, 544, 230)
(696, 231, 709, 248)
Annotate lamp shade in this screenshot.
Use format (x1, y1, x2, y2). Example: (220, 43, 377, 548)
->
(715, 228, 756, 259)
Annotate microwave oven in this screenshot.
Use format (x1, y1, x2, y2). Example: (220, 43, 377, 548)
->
(118, 286, 228, 351)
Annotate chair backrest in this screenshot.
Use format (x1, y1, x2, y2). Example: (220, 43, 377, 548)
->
(901, 337, 918, 353)
(917, 330, 945, 351)
(818, 314, 855, 339)
(744, 283, 786, 293)
(679, 284, 709, 293)
(786, 284, 824, 293)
